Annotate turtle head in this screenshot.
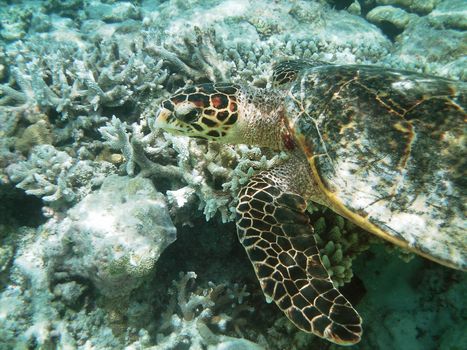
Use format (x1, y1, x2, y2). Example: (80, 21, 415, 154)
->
(156, 83, 241, 141)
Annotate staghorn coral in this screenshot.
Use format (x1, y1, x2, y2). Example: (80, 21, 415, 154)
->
(99, 115, 182, 179)
(161, 132, 288, 222)
(149, 271, 262, 350)
(6, 145, 76, 203)
(141, 0, 392, 89)
(0, 0, 398, 207)
(145, 26, 233, 83)
(0, 37, 169, 119)
(6, 144, 116, 206)
(99, 110, 288, 223)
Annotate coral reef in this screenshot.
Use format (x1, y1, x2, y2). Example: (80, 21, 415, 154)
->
(45, 174, 177, 298)
(6, 144, 116, 206)
(149, 271, 261, 350)
(0, 0, 465, 349)
(160, 133, 288, 222)
(308, 204, 376, 287)
(0, 174, 177, 348)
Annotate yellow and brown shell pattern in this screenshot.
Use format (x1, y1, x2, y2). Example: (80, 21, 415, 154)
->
(282, 63, 466, 270)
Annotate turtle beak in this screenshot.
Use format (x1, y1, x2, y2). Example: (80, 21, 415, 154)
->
(155, 107, 188, 135)
(155, 107, 172, 130)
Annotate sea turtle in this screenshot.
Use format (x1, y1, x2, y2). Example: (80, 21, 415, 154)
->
(155, 60, 466, 345)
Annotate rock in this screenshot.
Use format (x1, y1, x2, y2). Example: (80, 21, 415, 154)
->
(428, 0, 467, 30)
(388, 19, 467, 78)
(0, 21, 26, 40)
(53, 281, 86, 307)
(61, 175, 177, 298)
(348, 1, 362, 15)
(318, 10, 391, 50)
(375, 0, 439, 14)
(85, 1, 141, 23)
(30, 12, 53, 33)
(14, 119, 54, 154)
(367, 5, 418, 30)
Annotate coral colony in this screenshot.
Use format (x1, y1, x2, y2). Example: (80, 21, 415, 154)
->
(0, 1, 465, 349)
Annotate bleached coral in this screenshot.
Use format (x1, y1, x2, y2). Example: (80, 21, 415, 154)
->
(98, 111, 287, 223)
(0, 37, 168, 118)
(99, 115, 183, 179)
(162, 132, 288, 222)
(6, 144, 115, 205)
(150, 271, 261, 350)
(45, 174, 177, 298)
(145, 26, 233, 83)
(6, 144, 75, 202)
(141, 0, 392, 88)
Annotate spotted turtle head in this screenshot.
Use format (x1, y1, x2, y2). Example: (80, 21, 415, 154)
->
(156, 83, 241, 141)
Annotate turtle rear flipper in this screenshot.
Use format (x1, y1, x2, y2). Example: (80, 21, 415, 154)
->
(237, 171, 362, 345)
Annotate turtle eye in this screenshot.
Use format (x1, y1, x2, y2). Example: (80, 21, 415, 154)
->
(174, 103, 200, 123)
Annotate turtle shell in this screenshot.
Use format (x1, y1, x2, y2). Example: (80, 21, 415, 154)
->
(283, 63, 466, 270)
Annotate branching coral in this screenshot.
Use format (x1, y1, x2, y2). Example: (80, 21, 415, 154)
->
(0, 1, 465, 349)
(308, 204, 376, 287)
(161, 132, 288, 222)
(99, 110, 288, 223)
(99, 116, 182, 179)
(1, 0, 394, 219)
(145, 26, 233, 83)
(6, 144, 75, 203)
(6, 144, 115, 205)
(152, 271, 262, 350)
(1, 37, 169, 118)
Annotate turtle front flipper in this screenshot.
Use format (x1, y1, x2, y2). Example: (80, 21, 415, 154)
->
(236, 171, 362, 345)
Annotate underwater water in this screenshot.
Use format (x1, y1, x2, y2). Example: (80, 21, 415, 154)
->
(0, 0, 466, 349)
